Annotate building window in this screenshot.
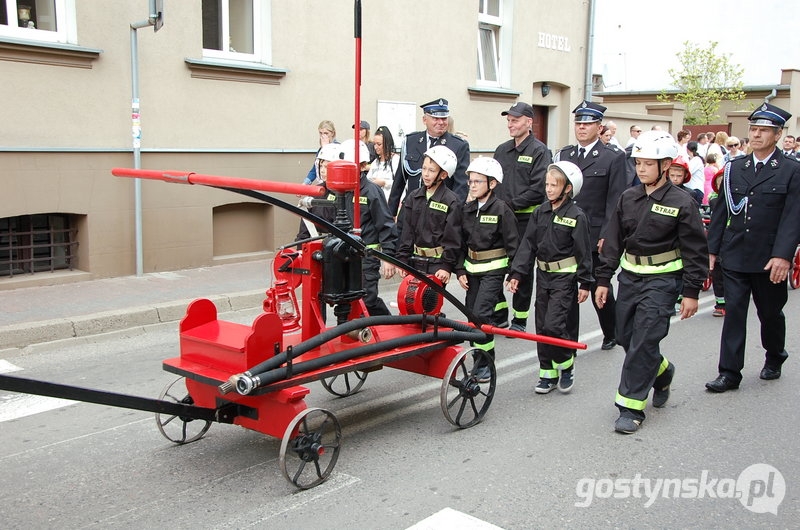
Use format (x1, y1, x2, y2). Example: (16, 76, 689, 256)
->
(0, 214, 78, 277)
(477, 0, 513, 88)
(0, 0, 74, 44)
(202, 0, 271, 64)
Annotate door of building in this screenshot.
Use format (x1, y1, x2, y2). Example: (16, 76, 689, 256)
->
(532, 105, 548, 144)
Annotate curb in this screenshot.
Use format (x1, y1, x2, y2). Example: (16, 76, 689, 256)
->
(0, 290, 265, 350)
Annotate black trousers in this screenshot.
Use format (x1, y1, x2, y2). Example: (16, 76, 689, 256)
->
(615, 273, 678, 420)
(718, 268, 788, 382)
(494, 213, 534, 324)
(534, 272, 578, 372)
(590, 251, 617, 340)
(464, 272, 503, 352)
(363, 256, 390, 316)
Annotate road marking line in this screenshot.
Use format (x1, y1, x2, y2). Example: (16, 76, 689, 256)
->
(407, 507, 505, 530)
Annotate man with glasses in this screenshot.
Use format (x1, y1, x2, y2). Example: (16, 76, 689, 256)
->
(626, 125, 643, 147)
(491, 102, 551, 331)
(388, 98, 470, 217)
(555, 101, 628, 351)
(706, 103, 800, 393)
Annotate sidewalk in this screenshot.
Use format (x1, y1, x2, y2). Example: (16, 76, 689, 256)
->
(0, 260, 407, 351)
(0, 260, 273, 350)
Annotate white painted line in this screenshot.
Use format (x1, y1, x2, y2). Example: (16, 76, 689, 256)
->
(407, 507, 505, 530)
(0, 393, 77, 423)
(0, 359, 23, 374)
(213, 472, 362, 529)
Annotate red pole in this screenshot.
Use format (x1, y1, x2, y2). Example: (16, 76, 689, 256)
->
(111, 168, 326, 197)
(352, 0, 362, 230)
(478, 324, 588, 350)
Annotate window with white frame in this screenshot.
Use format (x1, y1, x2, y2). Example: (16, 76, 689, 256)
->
(202, 0, 272, 64)
(477, 0, 501, 85)
(0, 0, 74, 43)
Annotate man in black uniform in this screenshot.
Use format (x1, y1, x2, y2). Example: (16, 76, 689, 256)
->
(555, 101, 628, 350)
(388, 98, 470, 215)
(705, 103, 800, 392)
(596, 131, 708, 433)
(492, 102, 550, 332)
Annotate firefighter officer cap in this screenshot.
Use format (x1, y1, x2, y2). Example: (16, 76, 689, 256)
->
(421, 98, 450, 118)
(748, 103, 791, 128)
(502, 102, 534, 118)
(572, 100, 606, 123)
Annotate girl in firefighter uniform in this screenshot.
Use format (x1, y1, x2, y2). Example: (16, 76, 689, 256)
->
(507, 161, 593, 394)
(456, 157, 519, 382)
(595, 131, 708, 434)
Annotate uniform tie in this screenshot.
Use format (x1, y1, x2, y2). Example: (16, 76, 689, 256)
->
(755, 161, 764, 174)
(429, 136, 439, 148)
(579, 147, 586, 158)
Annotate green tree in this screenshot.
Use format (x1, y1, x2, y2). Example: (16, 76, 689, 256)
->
(658, 41, 746, 125)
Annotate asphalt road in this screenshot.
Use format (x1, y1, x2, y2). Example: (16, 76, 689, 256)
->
(1, 287, 798, 529)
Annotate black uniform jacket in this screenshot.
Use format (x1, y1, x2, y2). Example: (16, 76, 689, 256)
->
(596, 181, 709, 299)
(346, 175, 397, 256)
(707, 150, 800, 273)
(455, 194, 519, 277)
(388, 131, 470, 213)
(296, 186, 337, 241)
(492, 134, 550, 212)
(509, 200, 594, 290)
(396, 182, 462, 272)
(556, 141, 628, 247)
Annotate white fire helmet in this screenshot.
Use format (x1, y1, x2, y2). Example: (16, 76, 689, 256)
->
(338, 139, 371, 164)
(548, 161, 584, 198)
(631, 130, 679, 160)
(316, 142, 342, 162)
(424, 145, 458, 178)
(467, 156, 504, 184)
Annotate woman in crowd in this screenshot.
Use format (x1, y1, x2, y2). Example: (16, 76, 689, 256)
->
(366, 126, 399, 203)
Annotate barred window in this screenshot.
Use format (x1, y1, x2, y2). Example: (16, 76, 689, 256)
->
(0, 214, 78, 277)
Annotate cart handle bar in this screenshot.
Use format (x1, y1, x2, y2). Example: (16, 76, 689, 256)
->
(478, 324, 587, 350)
(111, 168, 326, 197)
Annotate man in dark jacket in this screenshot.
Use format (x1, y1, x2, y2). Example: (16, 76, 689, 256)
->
(705, 103, 800, 392)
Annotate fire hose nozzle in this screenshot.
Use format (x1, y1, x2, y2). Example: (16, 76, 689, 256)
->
(345, 327, 373, 343)
(234, 372, 258, 395)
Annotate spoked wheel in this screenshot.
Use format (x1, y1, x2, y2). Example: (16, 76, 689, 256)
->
(440, 348, 496, 429)
(279, 408, 342, 489)
(320, 371, 368, 397)
(155, 377, 212, 444)
(702, 274, 712, 292)
(790, 246, 800, 290)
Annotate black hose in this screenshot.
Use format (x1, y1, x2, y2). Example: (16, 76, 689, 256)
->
(252, 329, 483, 388)
(246, 314, 483, 376)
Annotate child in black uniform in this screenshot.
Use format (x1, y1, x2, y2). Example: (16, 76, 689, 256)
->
(507, 161, 593, 394)
(456, 157, 518, 382)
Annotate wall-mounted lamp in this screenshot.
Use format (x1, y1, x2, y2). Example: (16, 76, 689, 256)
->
(541, 83, 551, 98)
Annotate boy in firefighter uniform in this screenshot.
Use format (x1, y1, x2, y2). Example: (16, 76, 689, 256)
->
(456, 157, 519, 382)
(339, 139, 397, 317)
(396, 145, 462, 285)
(507, 161, 593, 394)
(295, 142, 342, 241)
(595, 131, 708, 434)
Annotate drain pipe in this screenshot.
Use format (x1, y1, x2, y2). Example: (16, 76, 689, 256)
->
(129, 1, 164, 276)
(584, 0, 597, 100)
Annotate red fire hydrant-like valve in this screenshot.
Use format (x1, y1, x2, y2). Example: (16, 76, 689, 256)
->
(264, 279, 301, 332)
(325, 160, 359, 193)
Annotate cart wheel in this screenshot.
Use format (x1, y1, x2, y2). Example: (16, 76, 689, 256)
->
(155, 377, 211, 444)
(790, 247, 800, 290)
(279, 408, 342, 489)
(320, 371, 368, 397)
(440, 348, 496, 429)
(702, 274, 712, 292)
